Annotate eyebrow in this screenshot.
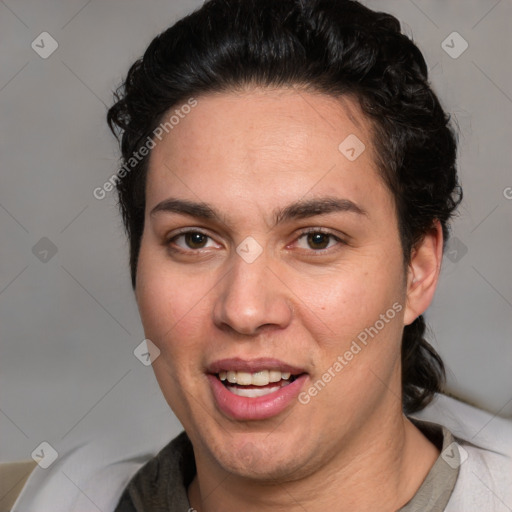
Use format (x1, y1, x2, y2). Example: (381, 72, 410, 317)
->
(150, 196, 368, 227)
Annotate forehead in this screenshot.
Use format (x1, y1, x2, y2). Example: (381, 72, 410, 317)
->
(150, 87, 372, 157)
(145, 87, 388, 215)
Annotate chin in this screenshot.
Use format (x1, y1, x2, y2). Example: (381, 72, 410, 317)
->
(204, 429, 317, 483)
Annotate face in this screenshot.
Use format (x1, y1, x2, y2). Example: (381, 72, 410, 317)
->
(136, 88, 410, 481)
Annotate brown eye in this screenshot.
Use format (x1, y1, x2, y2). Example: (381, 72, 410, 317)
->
(294, 230, 344, 252)
(184, 232, 208, 249)
(307, 232, 331, 250)
(168, 230, 219, 252)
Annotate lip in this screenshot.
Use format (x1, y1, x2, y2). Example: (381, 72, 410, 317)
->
(207, 372, 308, 422)
(207, 357, 305, 374)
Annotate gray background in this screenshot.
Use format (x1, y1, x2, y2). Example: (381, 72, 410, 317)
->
(1, 0, 511, 462)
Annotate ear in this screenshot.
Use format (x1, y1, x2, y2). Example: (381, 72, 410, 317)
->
(403, 220, 444, 326)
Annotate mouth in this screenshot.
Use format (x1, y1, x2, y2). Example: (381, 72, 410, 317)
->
(216, 370, 302, 398)
(206, 358, 308, 420)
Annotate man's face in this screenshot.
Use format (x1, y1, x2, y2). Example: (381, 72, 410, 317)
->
(136, 88, 409, 481)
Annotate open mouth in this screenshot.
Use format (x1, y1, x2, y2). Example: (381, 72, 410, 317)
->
(207, 360, 309, 420)
(216, 370, 302, 398)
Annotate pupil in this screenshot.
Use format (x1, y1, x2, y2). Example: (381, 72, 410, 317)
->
(186, 232, 207, 248)
(308, 233, 329, 249)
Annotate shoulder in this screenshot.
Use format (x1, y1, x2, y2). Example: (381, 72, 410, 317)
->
(446, 442, 512, 511)
(4, 387, 186, 512)
(413, 393, 512, 511)
(6, 436, 174, 512)
(115, 431, 194, 511)
(413, 393, 512, 457)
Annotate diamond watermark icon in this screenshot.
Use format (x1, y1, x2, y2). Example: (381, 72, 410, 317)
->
(445, 236, 468, 263)
(31, 32, 59, 59)
(236, 236, 263, 263)
(338, 134, 365, 161)
(441, 32, 468, 59)
(441, 441, 468, 469)
(31, 441, 58, 469)
(32, 237, 58, 263)
(134, 339, 161, 366)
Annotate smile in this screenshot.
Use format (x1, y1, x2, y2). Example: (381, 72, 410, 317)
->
(218, 370, 298, 398)
(207, 358, 308, 420)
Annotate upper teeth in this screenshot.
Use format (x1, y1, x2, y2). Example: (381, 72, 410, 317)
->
(219, 370, 292, 386)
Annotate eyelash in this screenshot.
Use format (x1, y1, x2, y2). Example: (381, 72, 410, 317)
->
(165, 228, 346, 254)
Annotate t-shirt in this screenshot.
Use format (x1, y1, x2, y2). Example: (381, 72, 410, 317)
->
(114, 419, 460, 512)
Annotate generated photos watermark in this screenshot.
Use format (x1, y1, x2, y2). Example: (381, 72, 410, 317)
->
(298, 301, 403, 404)
(93, 97, 198, 200)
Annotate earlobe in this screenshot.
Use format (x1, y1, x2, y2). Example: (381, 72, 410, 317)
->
(403, 220, 444, 326)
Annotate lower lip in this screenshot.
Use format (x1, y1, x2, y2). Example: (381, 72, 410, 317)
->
(207, 374, 308, 421)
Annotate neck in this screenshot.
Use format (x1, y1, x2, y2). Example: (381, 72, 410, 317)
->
(188, 403, 439, 512)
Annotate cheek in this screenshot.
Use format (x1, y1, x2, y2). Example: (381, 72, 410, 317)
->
(297, 272, 405, 420)
(135, 248, 214, 353)
(292, 258, 403, 346)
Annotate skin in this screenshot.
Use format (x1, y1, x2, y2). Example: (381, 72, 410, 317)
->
(135, 87, 443, 511)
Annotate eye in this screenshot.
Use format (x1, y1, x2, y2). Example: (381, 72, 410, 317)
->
(295, 230, 343, 251)
(168, 230, 219, 251)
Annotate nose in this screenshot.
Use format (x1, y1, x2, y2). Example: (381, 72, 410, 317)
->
(213, 253, 293, 336)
